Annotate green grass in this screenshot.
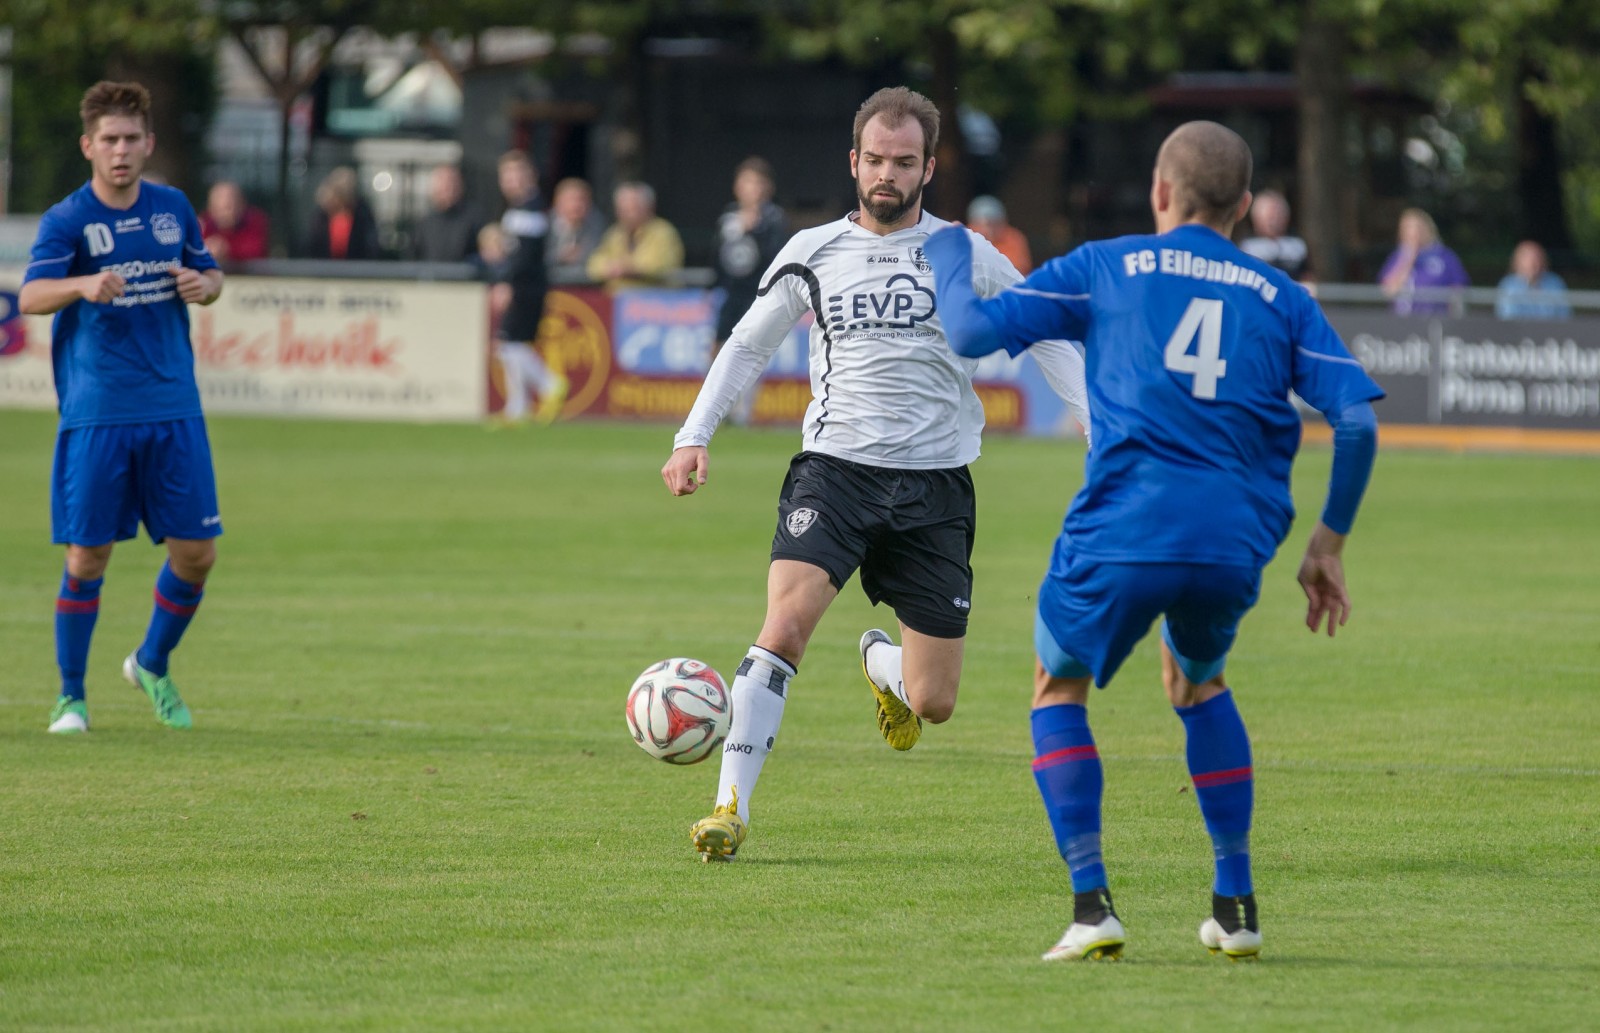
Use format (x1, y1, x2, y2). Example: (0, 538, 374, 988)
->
(1, 410, 1596, 1032)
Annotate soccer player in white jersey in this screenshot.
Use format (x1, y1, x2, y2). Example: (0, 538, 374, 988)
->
(661, 87, 1089, 862)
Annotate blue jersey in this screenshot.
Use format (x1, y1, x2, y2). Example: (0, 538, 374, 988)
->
(963, 224, 1382, 566)
(24, 181, 217, 429)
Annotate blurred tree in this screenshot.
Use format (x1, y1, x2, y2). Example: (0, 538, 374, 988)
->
(0, 0, 217, 204)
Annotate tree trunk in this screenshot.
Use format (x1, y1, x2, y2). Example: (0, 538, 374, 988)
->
(1516, 59, 1571, 253)
(108, 49, 192, 192)
(1294, 1, 1347, 281)
(927, 27, 969, 221)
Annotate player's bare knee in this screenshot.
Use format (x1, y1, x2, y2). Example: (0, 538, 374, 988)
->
(912, 686, 957, 724)
(65, 544, 113, 580)
(1165, 669, 1227, 708)
(167, 540, 217, 583)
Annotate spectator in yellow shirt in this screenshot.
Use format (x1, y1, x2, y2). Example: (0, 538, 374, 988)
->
(587, 181, 684, 290)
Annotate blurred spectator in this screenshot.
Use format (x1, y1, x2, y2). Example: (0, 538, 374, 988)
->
(492, 150, 565, 425)
(1238, 189, 1309, 281)
(545, 177, 605, 282)
(478, 222, 513, 325)
(307, 167, 381, 260)
(408, 164, 480, 263)
(199, 180, 270, 264)
(1496, 241, 1571, 321)
(712, 157, 788, 425)
(586, 181, 684, 290)
(1379, 208, 1468, 316)
(966, 195, 1031, 274)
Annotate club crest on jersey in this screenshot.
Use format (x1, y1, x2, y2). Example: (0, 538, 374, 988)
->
(909, 246, 930, 274)
(786, 508, 819, 537)
(151, 213, 182, 246)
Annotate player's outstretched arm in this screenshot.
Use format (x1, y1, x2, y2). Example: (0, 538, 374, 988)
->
(1298, 522, 1350, 636)
(1301, 399, 1378, 636)
(924, 226, 1003, 357)
(662, 446, 708, 497)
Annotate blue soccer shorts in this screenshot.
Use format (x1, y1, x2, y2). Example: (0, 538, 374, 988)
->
(1034, 538, 1261, 688)
(52, 416, 223, 546)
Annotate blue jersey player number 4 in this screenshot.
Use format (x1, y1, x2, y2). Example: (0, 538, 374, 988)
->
(21, 81, 225, 736)
(926, 121, 1383, 964)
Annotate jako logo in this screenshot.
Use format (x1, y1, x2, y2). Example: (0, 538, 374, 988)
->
(724, 741, 754, 754)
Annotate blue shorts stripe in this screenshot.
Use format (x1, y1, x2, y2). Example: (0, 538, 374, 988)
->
(1035, 610, 1092, 679)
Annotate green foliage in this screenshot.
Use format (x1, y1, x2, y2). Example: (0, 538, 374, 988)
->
(0, 412, 1597, 1029)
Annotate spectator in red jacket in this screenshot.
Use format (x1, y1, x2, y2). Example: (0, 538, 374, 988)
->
(199, 180, 271, 264)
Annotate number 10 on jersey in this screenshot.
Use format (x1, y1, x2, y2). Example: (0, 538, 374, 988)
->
(1164, 298, 1228, 399)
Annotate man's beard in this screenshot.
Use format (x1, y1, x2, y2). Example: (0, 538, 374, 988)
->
(858, 178, 923, 225)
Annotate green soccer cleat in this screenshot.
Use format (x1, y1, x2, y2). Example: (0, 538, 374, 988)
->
(122, 653, 193, 729)
(47, 698, 89, 734)
(690, 786, 747, 863)
(860, 629, 921, 751)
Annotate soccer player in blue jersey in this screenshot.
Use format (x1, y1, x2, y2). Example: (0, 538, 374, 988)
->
(925, 121, 1382, 962)
(21, 81, 224, 734)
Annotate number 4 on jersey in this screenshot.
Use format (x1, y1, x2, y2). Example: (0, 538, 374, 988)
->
(1163, 297, 1228, 399)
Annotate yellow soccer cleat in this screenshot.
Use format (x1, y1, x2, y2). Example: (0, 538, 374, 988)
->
(860, 629, 921, 751)
(534, 373, 569, 426)
(690, 786, 746, 863)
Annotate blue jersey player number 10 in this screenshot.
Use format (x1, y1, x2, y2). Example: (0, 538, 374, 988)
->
(926, 121, 1384, 963)
(21, 81, 225, 736)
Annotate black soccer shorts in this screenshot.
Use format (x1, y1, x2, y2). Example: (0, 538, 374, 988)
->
(770, 451, 975, 639)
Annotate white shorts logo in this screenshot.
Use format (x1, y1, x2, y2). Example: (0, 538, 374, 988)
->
(786, 508, 819, 537)
(151, 213, 182, 246)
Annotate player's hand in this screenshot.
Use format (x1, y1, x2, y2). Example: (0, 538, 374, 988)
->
(175, 267, 216, 305)
(1297, 522, 1350, 637)
(79, 271, 125, 304)
(661, 446, 708, 497)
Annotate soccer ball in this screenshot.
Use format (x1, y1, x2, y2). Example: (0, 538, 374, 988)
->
(625, 658, 731, 765)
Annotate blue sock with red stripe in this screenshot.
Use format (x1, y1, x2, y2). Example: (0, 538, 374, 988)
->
(137, 563, 205, 677)
(1176, 690, 1254, 897)
(56, 571, 104, 701)
(1031, 703, 1107, 893)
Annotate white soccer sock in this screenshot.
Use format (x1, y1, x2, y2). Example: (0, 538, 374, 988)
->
(865, 637, 911, 707)
(497, 342, 558, 416)
(715, 645, 795, 824)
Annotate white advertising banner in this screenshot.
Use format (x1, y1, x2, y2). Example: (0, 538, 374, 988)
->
(0, 271, 488, 422)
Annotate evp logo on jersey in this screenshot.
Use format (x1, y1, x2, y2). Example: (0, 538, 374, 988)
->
(826, 273, 936, 333)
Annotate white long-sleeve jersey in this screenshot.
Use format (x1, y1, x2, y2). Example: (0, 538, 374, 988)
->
(674, 210, 1088, 469)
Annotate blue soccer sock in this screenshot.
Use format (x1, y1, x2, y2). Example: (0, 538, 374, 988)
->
(56, 571, 104, 701)
(1175, 689, 1254, 897)
(136, 563, 205, 678)
(1031, 703, 1107, 893)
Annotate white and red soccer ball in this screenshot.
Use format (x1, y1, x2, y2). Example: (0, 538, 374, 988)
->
(625, 658, 731, 764)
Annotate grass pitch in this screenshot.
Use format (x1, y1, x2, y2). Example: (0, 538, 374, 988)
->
(1, 410, 1596, 1032)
